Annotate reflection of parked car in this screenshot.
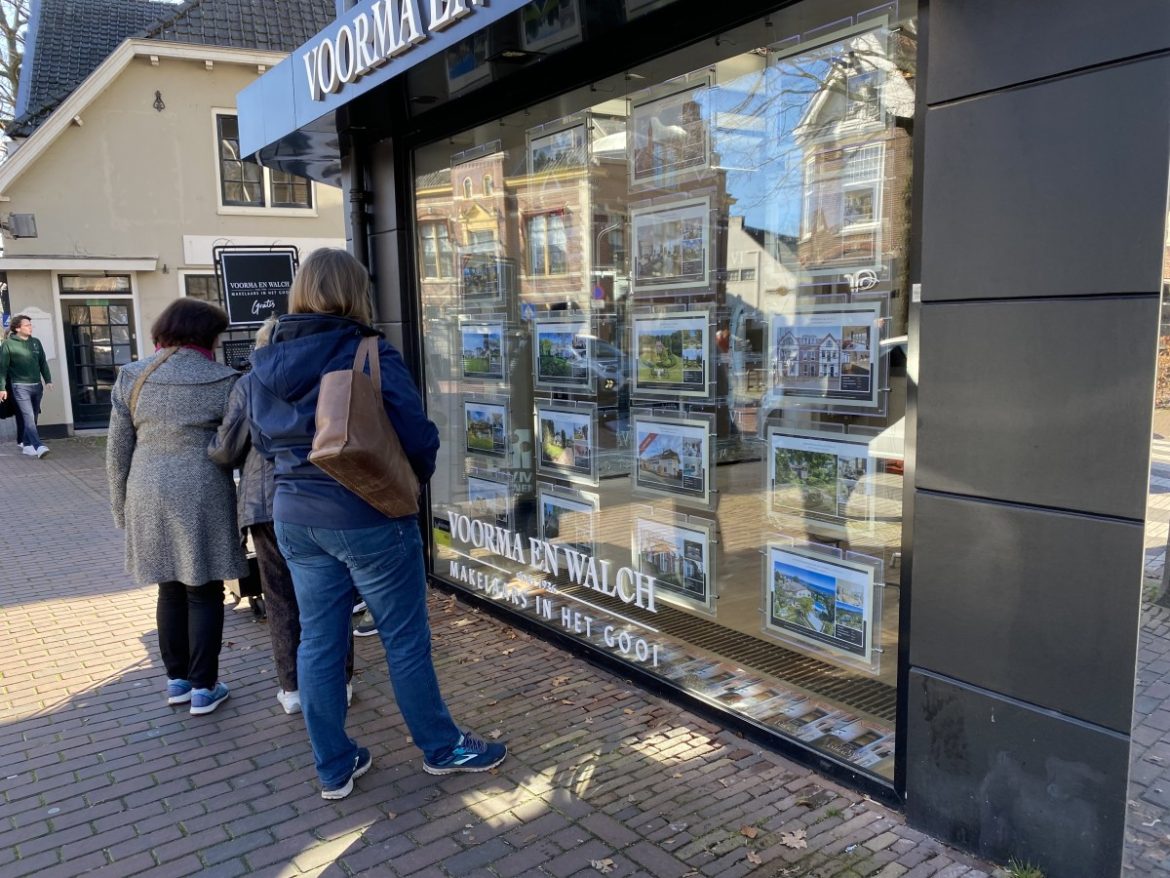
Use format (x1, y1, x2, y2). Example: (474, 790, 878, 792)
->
(569, 340, 626, 392)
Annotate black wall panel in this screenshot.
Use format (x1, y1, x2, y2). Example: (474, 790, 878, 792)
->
(915, 296, 1159, 520)
(906, 670, 1129, 878)
(926, 0, 1170, 104)
(921, 56, 1170, 301)
(910, 492, 1144, 733)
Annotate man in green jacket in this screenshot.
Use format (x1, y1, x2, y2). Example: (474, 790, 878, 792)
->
(0, 314, 54, 458)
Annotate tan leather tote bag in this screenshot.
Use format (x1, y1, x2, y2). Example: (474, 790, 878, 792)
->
(309, 336, 420, 518)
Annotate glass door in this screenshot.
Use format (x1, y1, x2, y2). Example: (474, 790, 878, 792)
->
(61, 298, 138, 427)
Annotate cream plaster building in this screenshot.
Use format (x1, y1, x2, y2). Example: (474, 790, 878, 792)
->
(0, 0, 344, 432)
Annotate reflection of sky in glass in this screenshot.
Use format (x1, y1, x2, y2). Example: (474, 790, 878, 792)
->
(713, 52, 835, 233)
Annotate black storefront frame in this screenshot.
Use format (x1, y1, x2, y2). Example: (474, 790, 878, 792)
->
(245, 0, 1170, 871)
(338, 0, 924, 807)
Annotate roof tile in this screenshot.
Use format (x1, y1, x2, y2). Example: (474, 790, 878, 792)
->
(10, 0, 334, 137)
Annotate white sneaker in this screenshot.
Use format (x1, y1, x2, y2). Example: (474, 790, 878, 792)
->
(35, 446, 49, 458)
(352, 600, 367, 615)
(22, 446, 37, 456)
(279, 686, 349, 712)
(277, 689, 301, 714)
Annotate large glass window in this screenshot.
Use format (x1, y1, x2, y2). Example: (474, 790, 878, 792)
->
(414, 4, 916, 782)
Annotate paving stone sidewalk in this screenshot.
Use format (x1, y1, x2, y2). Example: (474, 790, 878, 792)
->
(0, 437, 996, 878)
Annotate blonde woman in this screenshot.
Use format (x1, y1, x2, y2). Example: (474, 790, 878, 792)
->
(246, 249, 506, 800)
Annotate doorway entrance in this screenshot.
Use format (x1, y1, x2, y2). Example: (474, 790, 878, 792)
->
(59, 285, 138, 427)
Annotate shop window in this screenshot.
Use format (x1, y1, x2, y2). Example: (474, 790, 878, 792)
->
(215, 113, 313, 212)
(526, 212, 568, 276)
(419, 222, 455, 278)
(412, 4, 916, 783)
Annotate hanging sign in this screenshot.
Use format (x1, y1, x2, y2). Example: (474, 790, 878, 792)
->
(215, 247, 298, 327)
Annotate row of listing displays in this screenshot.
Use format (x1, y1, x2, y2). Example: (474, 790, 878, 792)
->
(465, 397, 890, 530)
(460, 296, 887, 411)
(464, 400, 714, 506)
(461, 472, 882, 675)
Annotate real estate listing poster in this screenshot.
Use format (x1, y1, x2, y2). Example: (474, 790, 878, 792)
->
(632, 311, 710, 398)
(538, 484, 599, 558)
(467, 475, 512, 529)
(464, 399, 509, 459)
(520, 0, 582, 53)
(527, 121, 587, 175)
(767, 430, 874, 529)
(764, 544, 874, 664)
(536, 403, 597, 485)
(460, 320, 506, 381)
(629, 75, 711, 190)
(768, 300, 882, 410)
(631, 197, 711, 294)
(632, 412, 711, 505)
(533, 317, 593, 391)
(632, 516, 715, 614)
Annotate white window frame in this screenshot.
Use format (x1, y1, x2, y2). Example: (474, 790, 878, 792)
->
(418, 220, 456, 279)
(524, 211, 570, 278)
(212, 108, 318, 218)
(840, 142, 883, 231)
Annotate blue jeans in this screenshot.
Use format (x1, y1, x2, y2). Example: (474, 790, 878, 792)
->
(274, 517, 461, 787)
(12, 383, 42, 448)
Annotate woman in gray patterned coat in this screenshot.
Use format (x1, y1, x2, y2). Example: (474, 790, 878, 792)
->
(107, 298, 248, 716)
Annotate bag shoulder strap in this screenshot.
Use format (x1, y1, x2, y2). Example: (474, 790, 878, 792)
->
(351, 336, 381, 388)
(129, 347, 178, 420)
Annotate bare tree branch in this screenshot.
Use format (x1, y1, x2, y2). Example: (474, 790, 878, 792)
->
(0, 0, 29, 131)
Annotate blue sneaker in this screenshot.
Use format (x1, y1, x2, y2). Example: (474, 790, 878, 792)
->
(189, 682, 230, 715)
(423, 731, 507, 775)
(321, 747, 372, 800)
(166, 678, 192, 705)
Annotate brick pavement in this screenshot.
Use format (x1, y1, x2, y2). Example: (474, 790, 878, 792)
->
(0, 437, 996, 877)
(1125, 599, 1170, 876)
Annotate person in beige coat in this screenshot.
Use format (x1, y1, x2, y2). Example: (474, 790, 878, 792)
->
(106, 298, 247, 716)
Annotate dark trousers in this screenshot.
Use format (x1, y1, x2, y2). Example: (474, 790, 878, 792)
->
(157, 580, 225, 689)
(12, 393, 24, 444)
(250, 522, 354, 692)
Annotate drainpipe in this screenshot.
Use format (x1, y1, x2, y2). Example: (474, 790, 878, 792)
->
(347, 132, 370, 270)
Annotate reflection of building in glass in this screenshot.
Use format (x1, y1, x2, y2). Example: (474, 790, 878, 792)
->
(786, 28, 916, 289)
(415, 129, 631, 312)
